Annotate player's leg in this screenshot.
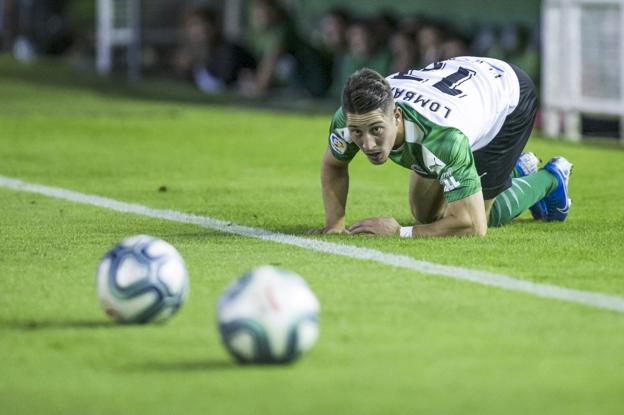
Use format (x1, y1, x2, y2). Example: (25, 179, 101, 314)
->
(473, 64, 562, 227)
(513, 152, 547, 219)
(488, 169, 560, 226)
(512, 152, 573, 222)
(408, 171, 446, 224)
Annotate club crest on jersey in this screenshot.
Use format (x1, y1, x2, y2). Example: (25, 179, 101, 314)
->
(329, 133, 347, 155)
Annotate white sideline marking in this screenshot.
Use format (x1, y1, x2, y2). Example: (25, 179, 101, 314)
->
(2, 175, 624, 314)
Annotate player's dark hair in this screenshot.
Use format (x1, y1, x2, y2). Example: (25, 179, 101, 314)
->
(342, 68, 394, 115)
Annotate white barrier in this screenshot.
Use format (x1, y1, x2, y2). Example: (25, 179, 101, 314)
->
(96, 0, 141, 80)
(541, 0, 624, 142)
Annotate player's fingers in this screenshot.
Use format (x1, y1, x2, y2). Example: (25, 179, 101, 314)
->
(347, 224, 360, 232)
(349, 224, 373, 234)
(348, 219, 370, 232)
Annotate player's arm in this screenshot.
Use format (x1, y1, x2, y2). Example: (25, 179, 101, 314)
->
(407, 191, 487, 237)
(408, 130, 487, 236)
(318, 146, 350, 234)
(348, 191, 487, 237)
(350, 129, 487, 237)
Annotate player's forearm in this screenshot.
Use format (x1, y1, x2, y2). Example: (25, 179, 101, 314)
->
(321, 162, 349, 229)
(407, 210, 486, 237)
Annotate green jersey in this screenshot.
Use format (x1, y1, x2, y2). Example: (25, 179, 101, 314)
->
(328, 57, 521, 203)
(329, 102, 480, 203)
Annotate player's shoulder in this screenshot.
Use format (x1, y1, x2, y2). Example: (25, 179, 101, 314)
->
(329, 107, 350, 139)
(425, 126, 470, 144)
(423, 126, 471, 159)
(327, 106, 355, 158)
(331, 107, 346, 126)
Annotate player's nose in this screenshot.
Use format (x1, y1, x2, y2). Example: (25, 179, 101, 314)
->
(360, 134, 376, 152)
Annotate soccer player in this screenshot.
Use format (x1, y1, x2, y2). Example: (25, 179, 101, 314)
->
(315, 56, 572, 237)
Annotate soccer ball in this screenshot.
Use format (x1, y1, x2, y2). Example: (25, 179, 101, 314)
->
(217, 266, 320, 364)
(96, 235, 189, 324)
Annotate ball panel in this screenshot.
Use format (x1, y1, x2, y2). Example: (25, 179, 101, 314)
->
(217, 266, 320, 364)
(120, 234, 152, 248)
(115, 254, 150, 289)
(98, 288, 159, 323)
(150, 303, 177, 323)
(296, 316, 319, 353)
(219, 319, 271, 363)
(157, 257, 187, 296)
(144, 239, 174, 258)
(227, 331, 255, 361)
(96, 235, 188, 324)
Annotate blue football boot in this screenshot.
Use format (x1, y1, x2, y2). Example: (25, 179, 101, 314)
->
(542, 156, 573, 221)
(514, 152, 547, 220)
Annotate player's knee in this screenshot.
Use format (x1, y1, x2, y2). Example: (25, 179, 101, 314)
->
(474, 224, 487, 237)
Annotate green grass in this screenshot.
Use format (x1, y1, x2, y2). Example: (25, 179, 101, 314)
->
(1, 61, 624, 414)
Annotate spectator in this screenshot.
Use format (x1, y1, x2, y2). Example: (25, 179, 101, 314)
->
(397, 14, 427, 35)
(172, 7, 256, 94)
(242, 0, 330, 97)
(329, 18, 391, 97)
(417, 21, 445, 66)
(389, 30, 419, 73)
(500, 23, 539, 84)
(318, 7, 350, 58)
(3, 0, 74, 59)
(370, 10, 397, 53)
(471, 24, 504, 59)
(316, 7, 351, 98)
(440, 31, 470, 60)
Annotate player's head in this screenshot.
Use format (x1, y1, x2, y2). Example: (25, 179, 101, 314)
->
(342, 68, 401, 165)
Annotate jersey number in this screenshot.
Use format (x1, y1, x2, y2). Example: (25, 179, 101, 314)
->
(432, 67, 476, 97)
(392, 65, 476, 97)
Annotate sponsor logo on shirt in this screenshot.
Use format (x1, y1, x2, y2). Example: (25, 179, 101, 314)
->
(410, 164, 429, 176)
(422, 147, 446, 175)
(428, 159, 444, 173)
(329, 133, 347, 155)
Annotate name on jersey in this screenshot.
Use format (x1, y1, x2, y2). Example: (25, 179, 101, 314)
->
(391, 87, 452, 119)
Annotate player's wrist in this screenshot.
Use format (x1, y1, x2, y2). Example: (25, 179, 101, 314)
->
(324, 218, 345, 230)
(399, 226, 413, 238)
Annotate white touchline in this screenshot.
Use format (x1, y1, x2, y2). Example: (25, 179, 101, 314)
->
(2, 175, 624, 314)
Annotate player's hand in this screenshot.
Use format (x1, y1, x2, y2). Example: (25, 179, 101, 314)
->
(307, 226, 351, 235)
(348, 217, 400, 236)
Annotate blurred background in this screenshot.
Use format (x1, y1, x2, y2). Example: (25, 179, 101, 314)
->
(0, 0, 622, 141)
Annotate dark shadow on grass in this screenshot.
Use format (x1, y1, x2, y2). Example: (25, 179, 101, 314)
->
(127, 359, 237, 372)
(0, 319, 116, 331)
(505, 218, 553, 226)
(128, 358, 297, 372)
(269, 225, 318, 235)
(158, 225, 324, 239)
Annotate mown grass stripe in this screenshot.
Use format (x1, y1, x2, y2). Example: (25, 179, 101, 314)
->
(2, 175, 624, 314)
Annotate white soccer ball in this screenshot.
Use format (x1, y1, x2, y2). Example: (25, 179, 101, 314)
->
(217, 266, 320, 364)
(96, 235, 189, 324)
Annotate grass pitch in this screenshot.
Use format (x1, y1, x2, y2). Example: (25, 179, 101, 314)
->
(1, 61, 624, 414)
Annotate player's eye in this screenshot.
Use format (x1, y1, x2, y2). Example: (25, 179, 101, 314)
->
(372, 127, 383, 135)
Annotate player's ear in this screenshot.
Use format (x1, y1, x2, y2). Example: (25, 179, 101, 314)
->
(393, 106, 402, 126)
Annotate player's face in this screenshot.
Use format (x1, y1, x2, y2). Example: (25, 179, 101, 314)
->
(346, 107, 399, 165)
